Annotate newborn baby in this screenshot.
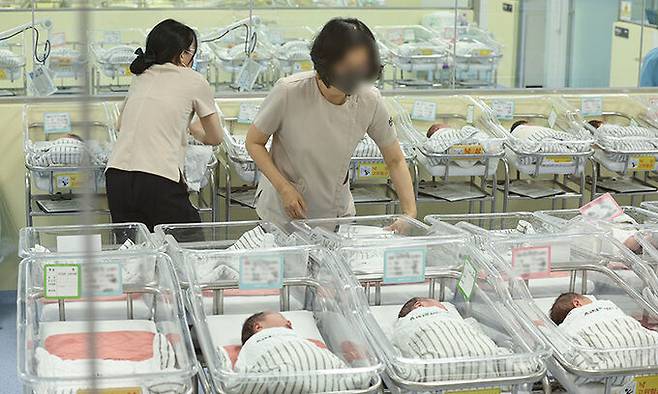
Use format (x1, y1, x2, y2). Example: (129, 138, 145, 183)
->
(391, 297, 525, 381)
(426, 123, 451, 138)
(549, 293, 658, 384)
(234, 311, 368, 392)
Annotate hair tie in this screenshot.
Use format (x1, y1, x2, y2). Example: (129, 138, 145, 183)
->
(134, 47, 145, 57)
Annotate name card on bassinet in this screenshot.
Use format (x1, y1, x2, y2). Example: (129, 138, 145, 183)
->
(411, 100, 437, 122)
(383, 247, 426, 284)
(511, 245, 551, 279)
(44, 264, 81, 299)
(579, 192, 623, 221)
(457, 257, 477, 300)
(491, 100, 514, 120)
(239, 254, 284, 290)
(623, 374, 658, 394)
(580, 97, 603, 117)
(43, 112, 71, 134)
(238, 102, 260, 124)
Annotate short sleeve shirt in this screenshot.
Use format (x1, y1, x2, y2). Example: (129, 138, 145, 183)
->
(107, 63, 216, 182)
(253, 71, 398, 225)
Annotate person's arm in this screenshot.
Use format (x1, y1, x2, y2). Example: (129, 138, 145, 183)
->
(189, 113, 223, 145)
(245, 125, 307, 219)
(381, 141, 416, 219)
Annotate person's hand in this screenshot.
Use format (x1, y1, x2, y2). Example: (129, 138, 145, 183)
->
(280, 182, 307, 219)
(384, 216, 415, 235)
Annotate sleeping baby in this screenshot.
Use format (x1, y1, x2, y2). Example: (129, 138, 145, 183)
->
(391, 297, 528, 382)
(233, 311, 369, 392)
(549, 293, 658, 384)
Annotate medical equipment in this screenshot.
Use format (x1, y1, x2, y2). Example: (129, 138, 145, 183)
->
(89, 29, 145, 94)
(488, 231, 658, 393)
(387, 95, 506, 213)
(374, 25, 452, 88)
(159, 221, 384, 393)
(479, 95, 594, 211)
(260, 25, 315, 77)
(17, 250, 199, 394)
(0, 19, 52, 95)
(562, 94, 658, 203)
(23, 102, 115, 226)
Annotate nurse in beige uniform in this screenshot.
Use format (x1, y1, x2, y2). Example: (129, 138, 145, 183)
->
(246, 18, 416, 226)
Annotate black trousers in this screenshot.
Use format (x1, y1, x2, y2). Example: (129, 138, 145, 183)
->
(105, 168, 201, 233)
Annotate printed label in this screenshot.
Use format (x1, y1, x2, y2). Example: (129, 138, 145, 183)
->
(579, 192, 623, 221)
(57, 234, 102, 253)
(581, 97, 603, 117)
(457, 257, 477, 300)
(411, 100, 437, 122)
(448, 144, 484, 156)
(103, 30, 122, 44)
(237, 102, 260, 124)
(491, 100, 515, 120)
(387, 29, 404, 45)
(29, 64, 58, 96)
(236, 58, 263, 92)
(239, 254, 284, 290)
(293, 60, 313, 73)
(624, 374, 658, 394)
(630, 156, 656, 171)
(358, 162, 389, 179)
(403, 29, 415, 42)
(55, 172, 87, 190)
(44, 264, 81, 299)
(419, 48, 433, 56)
(547, 156, 572, 164)
(83, 263, 122, 297)
(0, 68, 6, 79)
(309, 229, 341, 250)
(478, 49, 493, 57)
(511, 245, 551, 279)
(383, 247, 426, 284)
(44, 112, 72, 134)
(51, 32, 66, 47)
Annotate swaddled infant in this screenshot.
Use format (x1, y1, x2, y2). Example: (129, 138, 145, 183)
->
(550, 293, 658, 383)
(391, 297, 525, 381)
(234, 311, 368, 392)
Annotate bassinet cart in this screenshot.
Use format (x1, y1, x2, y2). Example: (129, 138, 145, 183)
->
(260, 25, 315, 77)
(387, 95, 506, 213)
(478, 95, 594, 211)
(489, 231, 658, 393)
(374, 25, 452, 89)
(23, 102, 116, 226)
(158, 221, 384, 393)
(17, 248, 199, 393)
(89, 29, 145, 94)
(47, 33, 87, 93)
(563, 94, 658, 204)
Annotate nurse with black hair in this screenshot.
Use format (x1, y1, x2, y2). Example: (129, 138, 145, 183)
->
(246, 17, 416, 225)
(106, 19, 222, 231)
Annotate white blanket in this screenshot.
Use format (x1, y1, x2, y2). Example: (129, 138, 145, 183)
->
(597, 124, 658, 160)
(229, 327, 369, 393)
(560, 300, 658, 385)
(184, 145, 214, 192)
(512, 125, 587, 164)
(392, 306, 529, 382)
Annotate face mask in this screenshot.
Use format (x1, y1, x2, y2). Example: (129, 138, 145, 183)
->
(331, 70, 367, 95)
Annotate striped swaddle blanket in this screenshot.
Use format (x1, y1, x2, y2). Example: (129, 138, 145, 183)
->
(511, 125, 589, 166)
(231, 327, 369, 393)
(560, 300, 658, 385)
(392, 306, 530, 382)
(27, 138, 109, 167)
(421, 126, 489, 167)
(596, 124, 658, 162)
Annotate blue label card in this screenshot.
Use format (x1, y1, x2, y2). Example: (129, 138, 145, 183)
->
(383, 247, 426, 284)
(82, 263, 123, 297)
(237, 102, 260, 124)
(43, 112, 71, 134)
(581, 97, 603, 117)
(491, 100, 515, 120)
(239, 254, 284, 290)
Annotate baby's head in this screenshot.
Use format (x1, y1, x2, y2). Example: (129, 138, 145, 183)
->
(510, 120, 528, 133)
(62, 133, 83, 142)
(241, 311, 292, 344)
(398, 297, 446, 318)
(549, 292, 593, 325)
(426, 123, 450, 138)
(588, 120, 603, 129)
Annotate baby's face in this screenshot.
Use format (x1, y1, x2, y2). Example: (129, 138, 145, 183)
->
(259, 312, 293, 331)
(573, 295, 592, 308)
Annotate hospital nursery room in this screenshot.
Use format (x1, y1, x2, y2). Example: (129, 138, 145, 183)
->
(6, 0, 658, 393)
